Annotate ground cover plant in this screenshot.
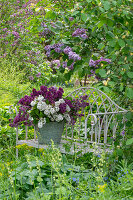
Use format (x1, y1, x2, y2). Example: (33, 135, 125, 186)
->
(0, 0, 133, 199)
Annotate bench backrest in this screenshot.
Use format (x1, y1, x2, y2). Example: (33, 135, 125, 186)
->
(64, 87, 127, 145)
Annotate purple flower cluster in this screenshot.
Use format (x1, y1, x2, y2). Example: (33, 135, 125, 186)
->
(68, 51, 81, 61)
(65, 95, 89, 124)
(18, 95, 33, 106)
(12, 31, 20, 38)
(36, 72, 41, 77)
(9, 106, 32, 127)
(62, 61, 67, 68)
(59, 103, 67, 113)
(44, 43, 81, 70)
(39, 28, 54, 38)
(44, 43, 64, 57)
(72, 28, 88, 39)
(69, 17, 74, 21)
(63, 46, 81, 61)
(51, 60, 61, 68)
(88, 57, 111, 78)
(89, 57, 111, 68)
(9, 86, 65, 127)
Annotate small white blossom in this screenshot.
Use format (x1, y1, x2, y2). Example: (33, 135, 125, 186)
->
(66, 105, 70, 112)
(38, 120, 43, 128)
(55, 101, 60, 107)
(47, 105, 52, 110)
(37, 95, 44, 101)
(56, 114, 63, 122)
(50, 116, 54, 121)
(31, 101, 36, 107)
(41, 102, 47, 111)
(44, 109, 50, 115)
(43, 118, 46, 125)
(55, 106, 59, 112)
(50, 108, 56, 114)
(29, 116, 33, 121)
(64, 113, 71, 122)
(59, 99, 65, 104)
(37, 103, 42, 111)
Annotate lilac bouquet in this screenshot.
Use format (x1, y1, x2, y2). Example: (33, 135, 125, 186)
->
(9, 86, 89, 128)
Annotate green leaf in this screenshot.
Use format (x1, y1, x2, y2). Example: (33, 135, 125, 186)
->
(45, 11, 56, 20)
(99, 69, 107, 77)
(126, 87, 133, 99)
(71, 11, 80, 16)
(108, 39, 116, 47)
(103, 2, 111, 10)
(81, 13, 87, 22)
(98, 43, 105, 50)
(120, 84, 123, 91)
(118, 39, 125, 47)
(86, 0, 92, 2)
(98, 21, 105, 28)
(126, 138, 133, 146)
(37, 176, 43, 182)
(103, 86, 110, 93)
(108, 31, 115, 38)
(127, 72, 133, 78)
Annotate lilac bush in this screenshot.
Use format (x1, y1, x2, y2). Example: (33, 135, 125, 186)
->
(9, 86, 89, 128)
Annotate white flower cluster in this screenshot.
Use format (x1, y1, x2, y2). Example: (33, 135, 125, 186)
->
(30, 95, 71, 128)
(38, 118, 46, 128)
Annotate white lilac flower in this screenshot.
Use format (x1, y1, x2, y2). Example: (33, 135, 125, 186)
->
(50, 116, 54, 121)
(57, 114, 63, 122)
(43, 118, 46, 125)
(55, 101, 60, 107)
(41, 102, 47, 110)
(66, 105, 70, 112)
(37, 103, 42, 110)
(37, 95, 44, 101)
(47, 105, 52, 110)
(64, 113, 71, 122)
(50, 108, 56, 114)
(59, 99, 65, 104)
(29, 116, 33, 121)
(31, 101, 36, 107)
(44, 109, 50, 115)
(38, 120, 43, 128)
(55, 106, 59, 112)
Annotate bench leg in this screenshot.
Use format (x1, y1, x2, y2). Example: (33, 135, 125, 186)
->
(16, 148, 18, 158)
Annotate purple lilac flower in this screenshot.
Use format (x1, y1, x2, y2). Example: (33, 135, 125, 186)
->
(68, 62, 75, 70)
(89, 57, 111, 67)
(29, 76, 34, 80)
(69, 17, 74, 21)
(46, 51, 51, 57)
(80, 34, 88, 39)
(98, 57, 111, 63)
(62, 61, 67, 68)
(72, 28, 87, 38)
(19, 95, 33, 106)
(44, 45, 52, 51)
(63, 46, 73, 54)
(52, 60, 61, 68)
(3, 28, 7, 31)
(12, 31, 19, 38)
(59, 103, 67, 113)
(52, 43, 64, 49)
(41, 22, 47, 27)
(68, 52, 81, 61)
(54, 47, 62, 53)
(36, 72, 41, 77)
(89, 59, 96, 67)
(90, 70, 95, 74)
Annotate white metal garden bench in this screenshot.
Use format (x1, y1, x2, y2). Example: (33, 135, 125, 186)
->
(10, 87, 128, 157)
